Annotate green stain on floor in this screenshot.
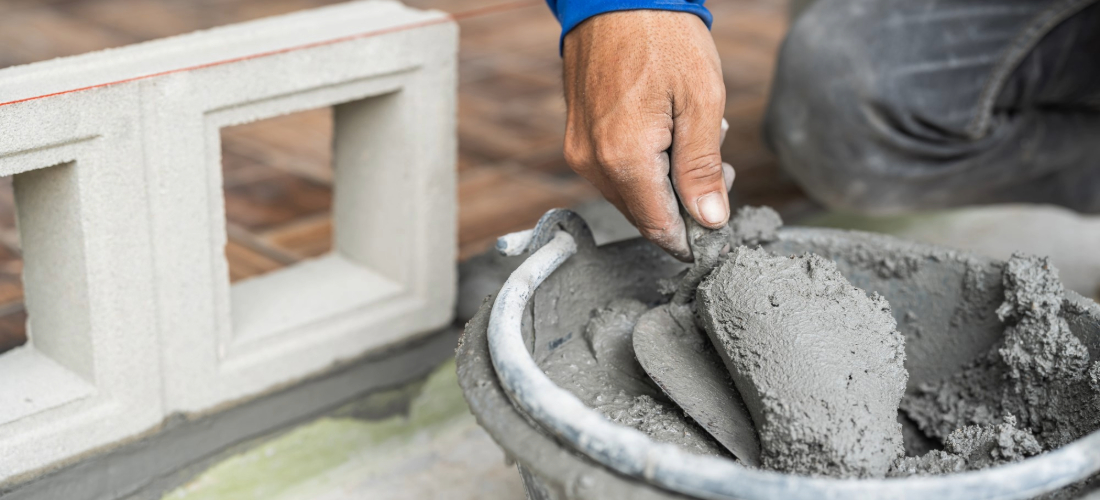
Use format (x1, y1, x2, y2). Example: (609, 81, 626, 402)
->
(163, 358, 472, 500)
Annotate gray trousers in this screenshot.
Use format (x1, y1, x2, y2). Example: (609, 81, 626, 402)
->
(764, 0, 1100, 214)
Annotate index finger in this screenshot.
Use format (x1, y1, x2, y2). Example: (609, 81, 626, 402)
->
(606, 151, 691, 261)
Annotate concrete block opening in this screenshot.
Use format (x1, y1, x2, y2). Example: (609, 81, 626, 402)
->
(221, 107, 335, 282)
(215, 90, 434, 353)
(0, 161, 96, 426)
(0, 176, 26, 357)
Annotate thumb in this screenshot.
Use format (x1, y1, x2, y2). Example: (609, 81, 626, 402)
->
(671, 111, 729, 229)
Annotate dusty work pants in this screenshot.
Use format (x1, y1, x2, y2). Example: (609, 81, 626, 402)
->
(764, 0, 1100, 213)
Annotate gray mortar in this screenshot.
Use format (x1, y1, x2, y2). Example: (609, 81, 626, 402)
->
(728, 206, 782, 247)
(891, 415, 1041, 477)
(997, 255, 1091, 382)
(902, 255, 1100, 450)
(943, 414, 1042, 469)
(697, 247, 908, 478)
(763, 233, 1009, 396)
(537, 298, 727, 457)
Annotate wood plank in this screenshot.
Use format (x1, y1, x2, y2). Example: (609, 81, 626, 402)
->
(223, 172, 332, 232)
(221, 107, 333, 185)
(225, 240, 284, 282)
(262, 216, 333, 259)
(0, 307, 27, 356)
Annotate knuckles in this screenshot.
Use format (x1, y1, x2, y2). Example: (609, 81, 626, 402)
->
(593, 145, 647, 179)
(564, 127, 650, 182)
(700, 80, 726, 107)
(675, 154, 725, 185)
(562, 141, 592, 173)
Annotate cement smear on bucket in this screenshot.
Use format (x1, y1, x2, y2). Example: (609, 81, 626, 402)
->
(697, 247, 908, 478)
(898, 254, 1100, 475)
(536, 298, 727, 457)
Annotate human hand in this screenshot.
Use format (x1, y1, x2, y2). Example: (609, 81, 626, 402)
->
(562, 10, 732, 261)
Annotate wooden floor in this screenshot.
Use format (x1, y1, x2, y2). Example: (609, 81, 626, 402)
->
(0, 0, 800, 353)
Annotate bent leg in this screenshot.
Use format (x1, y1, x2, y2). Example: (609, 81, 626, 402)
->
(764, 0, 1100, 214)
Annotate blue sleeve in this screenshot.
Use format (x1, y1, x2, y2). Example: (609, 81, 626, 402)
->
(545, 0, 712, 53)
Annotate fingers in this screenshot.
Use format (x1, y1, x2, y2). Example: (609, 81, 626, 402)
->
(601, 151, 691, 261)
(584, 172, 638, 227)
(564, 115, 730, 261)
(564, 134, 692, 260)
(671, 90, 729, 229)
(614, 151, 690, 260)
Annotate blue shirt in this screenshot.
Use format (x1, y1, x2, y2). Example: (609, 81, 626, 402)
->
(545, 0, 712, 51)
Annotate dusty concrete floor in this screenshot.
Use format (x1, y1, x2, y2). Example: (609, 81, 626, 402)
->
(160, 359, 525, 500)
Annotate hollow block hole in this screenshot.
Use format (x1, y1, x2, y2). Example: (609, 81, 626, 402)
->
(221, 107, 335, 282)
(0, 177, 26, 356)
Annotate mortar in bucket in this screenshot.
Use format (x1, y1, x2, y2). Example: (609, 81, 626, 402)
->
(455, 208, 1100, 500)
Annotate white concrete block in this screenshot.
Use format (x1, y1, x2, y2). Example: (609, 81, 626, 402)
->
(0, 0, 457, 484)
(0, 85, 164, 484)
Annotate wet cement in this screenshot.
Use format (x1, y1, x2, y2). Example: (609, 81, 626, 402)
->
(728, 206, 782, 247)
(890, 414, 1041, 476)
(902, 254, 1100, 456)
(697, 247, 908, 478)
(536, 298, 727, 457)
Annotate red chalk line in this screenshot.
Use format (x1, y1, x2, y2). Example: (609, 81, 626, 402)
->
(0, 0, 543, 108)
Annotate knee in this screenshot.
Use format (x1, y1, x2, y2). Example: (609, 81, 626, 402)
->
(763, 3, 945, 214)
(763, 4, 896, 212)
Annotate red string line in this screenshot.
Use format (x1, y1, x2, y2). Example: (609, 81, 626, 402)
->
(0, 0, 544, 108)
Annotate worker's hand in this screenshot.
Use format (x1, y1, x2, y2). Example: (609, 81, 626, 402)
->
(562, 10, 731, 261)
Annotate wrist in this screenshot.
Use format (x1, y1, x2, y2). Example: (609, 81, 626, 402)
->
(552, 1, 713, 55)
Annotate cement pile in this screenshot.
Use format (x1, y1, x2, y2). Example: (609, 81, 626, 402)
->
(890, 414, 1041, 476)
(899, 254, 1100, 474)
(728, 206, 782, 247)
(697, 247, 908, 478)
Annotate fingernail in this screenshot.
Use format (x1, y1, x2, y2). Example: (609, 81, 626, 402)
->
(697, 192, 728, 225)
